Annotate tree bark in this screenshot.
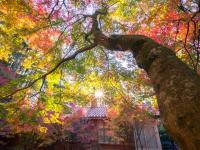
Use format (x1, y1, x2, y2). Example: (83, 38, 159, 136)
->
(94, 32, 200, 149)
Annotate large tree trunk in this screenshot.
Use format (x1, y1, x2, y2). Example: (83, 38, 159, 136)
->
(94, 32, 200, 149)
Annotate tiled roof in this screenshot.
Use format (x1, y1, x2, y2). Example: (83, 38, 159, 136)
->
(86, 106, 107, 118)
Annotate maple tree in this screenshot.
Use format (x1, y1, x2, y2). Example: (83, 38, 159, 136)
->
(0, 0, 199, 149)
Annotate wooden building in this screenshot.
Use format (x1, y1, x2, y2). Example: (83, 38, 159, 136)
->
(81, 105, 162, 150)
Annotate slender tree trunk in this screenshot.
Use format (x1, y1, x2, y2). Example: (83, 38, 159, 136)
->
(94, 33, 200, 150)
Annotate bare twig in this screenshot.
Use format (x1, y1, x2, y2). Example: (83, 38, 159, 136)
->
(48, 0, 59, 20)
(184, 22, 196, 69)
(43, 16, 85, 56)
(100, 49, 110, 73)
(29, 76, 46, 98)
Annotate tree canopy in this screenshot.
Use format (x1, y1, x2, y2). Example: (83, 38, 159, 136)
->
(0, 0, 199, 149)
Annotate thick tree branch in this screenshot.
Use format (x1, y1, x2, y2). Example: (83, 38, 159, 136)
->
(89, 10, 154, 53)
(1, 43, 97, 99)
(88, 10, 200, 150)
